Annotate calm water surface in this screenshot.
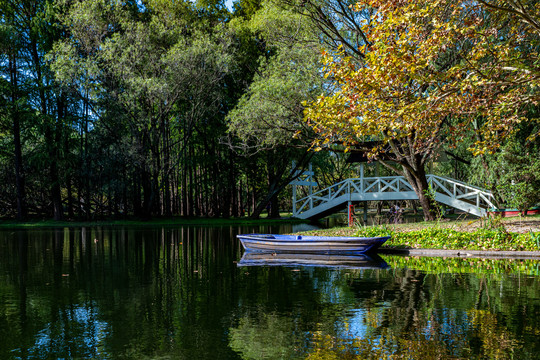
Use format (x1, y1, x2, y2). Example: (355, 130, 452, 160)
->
(1, 226, 539, 359)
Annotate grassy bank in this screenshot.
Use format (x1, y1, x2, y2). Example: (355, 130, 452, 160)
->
(0, 213, 305, 229)
(301, 216, 540, 252)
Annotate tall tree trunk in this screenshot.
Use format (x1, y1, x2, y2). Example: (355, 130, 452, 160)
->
(66, 170, 74, 218)
(181, 128, 189, 216)
(63, 101, 74, 219)
(181, 164, 188, 216)
(250, 150, 312, 219)
(133, 169, 142, 217)
(211, 144, 219, 217)
(47, 124, 63, 220)
(51, 94, 67, 220)
(31, 35, 63, 220)
(402, 165, 436, 221)
(141, 164, 153, 219)
(78, 97, 91, 219)
(9, 53, 27, 220)
(188, 144, 195, 216)
(162, 123, 172, 217)
(251, 186, 256, 216)
(238, 179, 243, 217)
(269, 192, 280, 218)
(204, 163, 210, 216)
(251, 163, 283, 219)
(379, 138, 437, 221)
(229, 153, 238, 217)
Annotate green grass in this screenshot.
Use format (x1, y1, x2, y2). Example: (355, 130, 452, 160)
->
(300, 215, 540, 251)
(357, 226, 540, 251)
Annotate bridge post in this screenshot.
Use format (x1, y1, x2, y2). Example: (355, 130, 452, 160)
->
(290, 161, 316, 215)
(309, 163, 313, 197)
(292, 183, 296, 215)
(348, 202, 353, 226)
(360, 164, 364, 192)
(291, 161, 296, 216)
(363, 202, 368, 223)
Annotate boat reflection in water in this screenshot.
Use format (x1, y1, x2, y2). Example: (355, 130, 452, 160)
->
(237, 252, 389, 269)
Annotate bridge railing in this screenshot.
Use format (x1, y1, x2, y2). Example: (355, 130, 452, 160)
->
(293, 175, 496, 218)
(293, 176, 414, 216)
(427, 175, 496, 210)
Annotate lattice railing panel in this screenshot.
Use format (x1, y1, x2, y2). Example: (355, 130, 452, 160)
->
(293, 175, 496, 218)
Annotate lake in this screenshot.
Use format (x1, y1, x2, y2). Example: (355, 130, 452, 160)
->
(1, 225, 539, 359)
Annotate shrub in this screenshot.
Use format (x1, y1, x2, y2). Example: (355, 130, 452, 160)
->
(355, 225, 540, 251)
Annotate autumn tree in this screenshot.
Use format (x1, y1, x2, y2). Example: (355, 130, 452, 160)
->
(305, 0, 540, 220)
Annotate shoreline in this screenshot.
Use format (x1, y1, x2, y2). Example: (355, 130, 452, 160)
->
(298, 216, 540, 255)
(0, 216, 305, 229)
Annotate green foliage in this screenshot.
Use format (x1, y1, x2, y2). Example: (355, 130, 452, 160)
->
(232, 0, 262, 20)
(227, 0, 323, 151)
(48, 0, 242, 218)
(354, 223, 393, 238)
(303, 0, 540, 220)
(355, 224, 540, 251)
(531, 230, 540, 249)
(495, 140, 540, 212)
(1, 0, 539, 222)
(468, 122, 540, 211)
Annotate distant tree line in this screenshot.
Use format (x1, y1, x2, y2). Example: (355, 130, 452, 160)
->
(0, 0, 315, 220)
(1, 0, 538, 221)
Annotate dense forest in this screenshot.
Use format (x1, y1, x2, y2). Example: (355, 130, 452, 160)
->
(1, 0, 539, 221)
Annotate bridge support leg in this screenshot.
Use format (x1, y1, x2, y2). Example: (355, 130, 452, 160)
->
(292, 183, 296, 216)
(363, 202, 368, 224)
(348, 202, 354, 227)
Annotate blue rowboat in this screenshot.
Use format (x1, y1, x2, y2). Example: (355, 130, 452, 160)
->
(237, 252, 389, 269)
(236, 234, 390, 255)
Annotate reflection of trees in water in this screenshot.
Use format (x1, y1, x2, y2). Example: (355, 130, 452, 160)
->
(304, 269, 537, 359)
(229, 309, 299, 360)
(307, 308, 520, 359)
(1, 229, 540, 359)
(227, 267, 394, 359)
(0, 226, 244, 359)
(226, 263, 540, 359)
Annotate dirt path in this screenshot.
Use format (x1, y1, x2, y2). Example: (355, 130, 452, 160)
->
(453, 218, 540, 234)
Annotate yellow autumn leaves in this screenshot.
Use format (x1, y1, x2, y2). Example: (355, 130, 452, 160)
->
(305, 0, 538, 157)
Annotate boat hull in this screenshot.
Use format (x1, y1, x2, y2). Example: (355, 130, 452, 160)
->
(237, 234, 390, 255)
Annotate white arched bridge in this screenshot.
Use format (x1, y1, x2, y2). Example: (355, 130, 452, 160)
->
(291, 172, 496, 220)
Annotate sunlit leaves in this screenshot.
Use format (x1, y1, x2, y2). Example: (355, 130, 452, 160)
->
(227, 0, 323, 151)
(305, 0, 540, 157)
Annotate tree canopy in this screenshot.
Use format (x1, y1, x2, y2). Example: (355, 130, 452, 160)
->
(304, 0, 540, 219)
(0, 0, 538, 220)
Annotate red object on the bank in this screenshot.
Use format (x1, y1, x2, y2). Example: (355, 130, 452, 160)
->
(348, 204, 355, 227)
